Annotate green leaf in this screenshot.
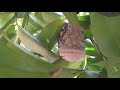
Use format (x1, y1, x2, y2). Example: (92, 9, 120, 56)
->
(106, 57, 120, 78)
(63, 12, 80, 27)
(90, 12, 120, 77)
(37, 19, 64, 50)
(34, 12, 46, 27)
(0, 67, 50, 78)
(6, 23, 16, 39)
(78, 15, 90, 22)
(90, 12, 120, 57)
(87, 56, 104, 64)
(84, 30, 91, 39)
(17, 25, 60, 63)
(35, 12, 61, 27)
(17, 12, 25, 18)
(29, 13, 43, 29)
(22, 12, 29, 28)
(53, 68, 81, 78)
(77, 69, 104, 78)
(0, 35, 55, 73)
(77, 71, 91, 78)
(0, 34, 69, 78)
(85, 40, 95, 51)
(77, 69, 107, 78)
(84, 70, 102, 78)
(0, 13, 14, 29)
(78, 15, 90, 30)
(26, 19, 40, 34)
(65, 60, 83, 69)
(98, 12, 120, 17)
(41, 12, 61, 24)
(86, 64, 108, 78)
(87, 65, 104, 71)
(85, 40, 104, 63)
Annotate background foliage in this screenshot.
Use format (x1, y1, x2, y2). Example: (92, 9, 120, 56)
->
(0, 12, 119, 78)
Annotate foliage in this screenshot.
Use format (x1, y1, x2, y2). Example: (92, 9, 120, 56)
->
(0, 12, 119, 78)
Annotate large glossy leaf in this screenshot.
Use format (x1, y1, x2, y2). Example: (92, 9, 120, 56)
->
(89, 12, 120, 77)
(0, 35, 49, 71)
(90, 13, 120, 57)
(0, 35, 69, 77)
(0, 35, 71, 78)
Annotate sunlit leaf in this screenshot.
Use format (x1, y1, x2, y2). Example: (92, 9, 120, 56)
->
(17, 25, 60, 62)
(37, 19, 64, 50)
(0, 13, 14, 29)
(29, 13, 43, 29)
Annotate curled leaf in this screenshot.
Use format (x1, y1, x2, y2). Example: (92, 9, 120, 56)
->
(17, 25, 60, 63)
